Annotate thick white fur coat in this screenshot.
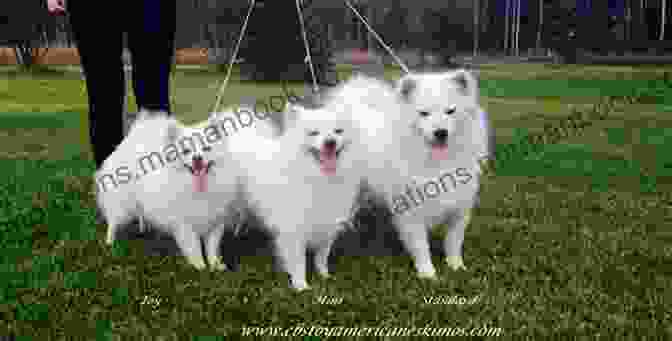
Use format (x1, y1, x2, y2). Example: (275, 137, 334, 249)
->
(96, 111, 240, 270)
(330, 70, 491, 278)
(228, 103, 369, 290)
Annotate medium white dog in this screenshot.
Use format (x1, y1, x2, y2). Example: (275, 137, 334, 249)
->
(228, 98, 368, 290)
(96, 110, 241, 270)
(332, 69, 491, 279)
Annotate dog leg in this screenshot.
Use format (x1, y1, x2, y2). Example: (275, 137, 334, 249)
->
(314, 235, 335, 279)
(104, 209, 128, 245)
(105, 222, 120, 245)
(275, 233, 310, 290)
(444, 209, 472, 271)
(174, 225, 207, 269)
(397, 221, 437, 279)
(205, 225, 228, 271)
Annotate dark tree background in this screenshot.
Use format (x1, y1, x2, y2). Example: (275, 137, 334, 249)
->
(422, 9, 458, 64)
(239, 0, 335, 85)
(0, 0, 52, 68)
(543, 1, 579, 63)
(2, 0, 670, 69)
(380, 0, 408, 49)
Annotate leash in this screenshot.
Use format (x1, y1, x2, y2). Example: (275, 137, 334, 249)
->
(343, 0, 410, 75)
(211, 0, 256, 113)
(295, 0, 320, 94)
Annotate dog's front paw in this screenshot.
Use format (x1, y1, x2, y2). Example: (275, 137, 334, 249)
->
(291, 281, 311, 291)
(210, 259, 228, 271)
(317, 271, 331, 279)
(445, 256, 466, 271)
(105, 226, 116, 245)
(190, 260, 208, 270)
(417, 270, 438, 280)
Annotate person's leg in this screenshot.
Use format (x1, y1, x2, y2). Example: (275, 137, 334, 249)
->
(67, 1, 125, 168)
(127, 0, 177, 113)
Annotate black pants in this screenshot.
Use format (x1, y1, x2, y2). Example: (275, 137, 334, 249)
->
(67, 0, 176, 168)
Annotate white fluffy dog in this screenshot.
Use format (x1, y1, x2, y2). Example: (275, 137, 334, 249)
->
(332, 70, 491, 279)
(96, 110, 241, 270)
(228, 99, 368, 290)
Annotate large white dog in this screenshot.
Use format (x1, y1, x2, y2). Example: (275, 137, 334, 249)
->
(96, 110, 242, 270)
(228, 97, 369, 290)
(331, 69, 491, 279)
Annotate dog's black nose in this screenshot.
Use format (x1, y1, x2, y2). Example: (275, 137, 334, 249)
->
(434, 129, 449, 140)
(193, 155, 203, 162)
(324, 139, 337, 149)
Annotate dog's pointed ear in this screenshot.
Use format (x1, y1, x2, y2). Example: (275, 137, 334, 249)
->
(282, 101, 294, 114)
(208, 111, 223, 121)
(268, 105, 287, 135)
(278, 102, 304, 130)
(265, 101, 298, 135)
(396, 75, 417, 102)
(446, 69, 479, 99)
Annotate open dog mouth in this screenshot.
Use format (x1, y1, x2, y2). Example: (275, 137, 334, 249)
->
(309, 145, 344, 175)
(428, 141, 449, 160)
(186, 158, 214, 175)
(186, 158, 214, 192)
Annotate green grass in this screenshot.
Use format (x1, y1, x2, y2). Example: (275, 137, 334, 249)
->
(1, 64, 671, 338)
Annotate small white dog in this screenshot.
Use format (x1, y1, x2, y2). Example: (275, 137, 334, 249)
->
(333, 69, 491, 279)
(228, 98, 367, 290)
(96, 110, 241, 270)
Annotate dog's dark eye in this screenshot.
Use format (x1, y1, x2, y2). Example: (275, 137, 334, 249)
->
(308, 130, 319, 136)
(445, 107, 457, 115)
(203, 146, 212, 152)
(182, 149, 191, 155)
(419, 111, 430, 117)
(334, 128, 344, 134)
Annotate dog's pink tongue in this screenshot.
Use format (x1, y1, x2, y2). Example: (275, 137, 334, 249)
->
(192, 160, 207, 192)
(319, 149, 338, 175)
(193, 169, 207, 192)
(431, 145, 449, 160)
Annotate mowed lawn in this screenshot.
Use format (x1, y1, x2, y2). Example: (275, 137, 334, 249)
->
(0, 63, 671, 338)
